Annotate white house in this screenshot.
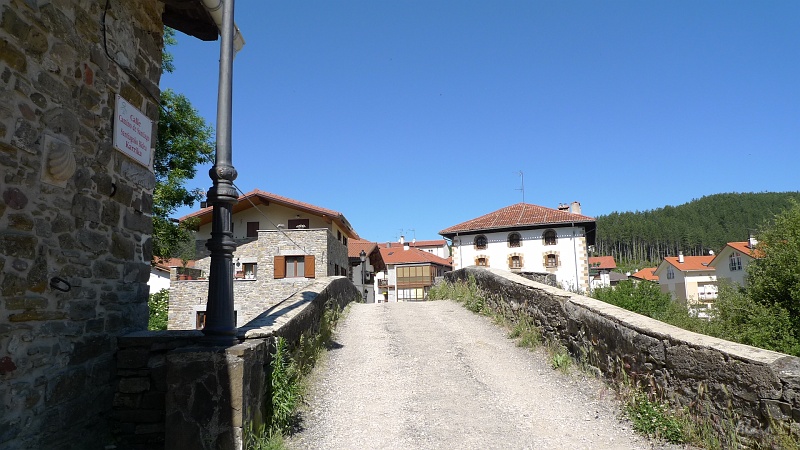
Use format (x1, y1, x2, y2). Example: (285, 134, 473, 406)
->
(708, 238, 761, 287)
(654, 253, 717, 305)
(588, 256, 617, 290)
(348, 239, 384, 303)
(405, 239, 450, 259)
(375, 241, 452, 302)
(439, 201, 595, 292)
(148, 264, 171, 293)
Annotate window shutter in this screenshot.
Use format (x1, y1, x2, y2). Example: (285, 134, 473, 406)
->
(304, 255, 315, 278)
(274, 256, 286, 279)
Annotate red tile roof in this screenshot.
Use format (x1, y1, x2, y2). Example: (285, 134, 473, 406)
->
(726, 241, 764, 258)
(439, 203, 594, 236)
(630, 267, 658, 282)
(180, 189, 359, 239)
(378, 240, 446, 250)
(379, 246, 452, 267)
(662, 255, 716, 272)
(589, 256, 616, 270)
(409, 239, 447, 247)
(348, 239, 378, 258)
(152, 257, 194, 271)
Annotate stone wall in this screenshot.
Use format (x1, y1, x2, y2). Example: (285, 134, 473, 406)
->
(113, 277, 359, 450)
(167, 277, 319, 330)
(447, 267, 800, 444)
(0, 1, 165, 448)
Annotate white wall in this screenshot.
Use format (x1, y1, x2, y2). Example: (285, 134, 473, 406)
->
(712, 247, 751, 287)
(352, 258, 375, 303)
(195, 202, 348, 242)
(148, 268, 171, 294)
(450, 226, 589, 292)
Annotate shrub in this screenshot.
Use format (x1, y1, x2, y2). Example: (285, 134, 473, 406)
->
(148, 289, 169, 330)
(591, 280, 672, 318)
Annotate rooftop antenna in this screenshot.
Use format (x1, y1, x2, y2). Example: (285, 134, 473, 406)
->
(516, 170, 525, 203)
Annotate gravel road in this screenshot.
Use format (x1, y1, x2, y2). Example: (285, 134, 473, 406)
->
(288, 301, 682, 450)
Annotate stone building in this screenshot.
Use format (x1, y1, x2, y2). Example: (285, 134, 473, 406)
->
(0, 1, 217, 448)
(169, 189, 360, 329)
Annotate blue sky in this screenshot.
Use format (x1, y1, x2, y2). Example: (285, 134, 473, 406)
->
(161, 1, 800, 243)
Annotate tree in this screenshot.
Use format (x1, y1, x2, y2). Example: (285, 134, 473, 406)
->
(747, 201, 800, 334)
(591, 280, 673, 318)
(152, 28, 215, 259)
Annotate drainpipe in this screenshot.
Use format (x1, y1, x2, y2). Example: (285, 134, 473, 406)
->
(203, 0, 239, 343)
(201, 0, 246, 54)
(572, 223, 579, 293)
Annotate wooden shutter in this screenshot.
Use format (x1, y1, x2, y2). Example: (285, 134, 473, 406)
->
(304, 255, 315, 278)
(246, 221, 259, 238)
(274, 256, 286, 279)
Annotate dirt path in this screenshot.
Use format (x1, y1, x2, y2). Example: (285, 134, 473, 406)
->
(288, 301, 680, 450)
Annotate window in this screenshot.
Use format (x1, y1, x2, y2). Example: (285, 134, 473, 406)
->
(510, 255, 521, 269)
(476, 257, 488, 267)
(246, 221, 259, 238)
(337, 230, 342, 241)
(508, 232, 521, 248)
(396, 265, 433, 287)
(286, 256, 305, 278)
(288, 218, 309, 229)
(474, 235, 488, 250)
(242, 263, 257, 279)
(543, 230, 557, 246)
(729, 252, 742, 271)
(397, 287, 427, 301)
(545, 254, 558, 268)
(667, 266, 675, 279)
(274, 255, 316, 279)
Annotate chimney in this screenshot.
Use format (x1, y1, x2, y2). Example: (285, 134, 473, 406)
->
(570, 201, 581, 215)
(748, 233, 758, 249)
(387, 242, 392, 248)
(399, 235, 405, 245)
(678, 252, 684, 263)
(403, 241, 409, 251)
(558, 203, 569, 211)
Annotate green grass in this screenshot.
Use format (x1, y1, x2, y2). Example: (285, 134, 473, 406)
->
(622, 388, 687, 444)
(247, 299, 349, 449)
(244, 423, 286, 450)
(509, 316, 542, 349)
(548, 345, 572, 373)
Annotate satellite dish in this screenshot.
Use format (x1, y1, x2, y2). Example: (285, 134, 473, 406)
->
(708, 250, 715, 255)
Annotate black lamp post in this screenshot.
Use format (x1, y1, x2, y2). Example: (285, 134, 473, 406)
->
(359, 250, 367, 303)
(202, 0, 238, 344)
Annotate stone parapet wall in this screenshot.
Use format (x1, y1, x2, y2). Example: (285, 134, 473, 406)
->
(446, 267, 800, 444)
(113, 331, 204, 449)
(115, 277, 359, 449)
(0, 1, 163, 448)
(167, 278, 317, 330)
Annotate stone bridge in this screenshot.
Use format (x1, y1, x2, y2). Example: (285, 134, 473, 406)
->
(117, 268, 800, 449)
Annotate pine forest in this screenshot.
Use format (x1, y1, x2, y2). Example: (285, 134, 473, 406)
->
(594, 192, 800, 265)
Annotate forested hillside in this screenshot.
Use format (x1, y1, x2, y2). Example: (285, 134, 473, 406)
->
(594, 192, 800, 263)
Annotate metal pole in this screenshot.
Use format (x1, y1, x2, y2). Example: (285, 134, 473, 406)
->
(203, 0, 238, 343)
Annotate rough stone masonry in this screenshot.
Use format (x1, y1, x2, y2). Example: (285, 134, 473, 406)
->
(0, 1, 173, 448)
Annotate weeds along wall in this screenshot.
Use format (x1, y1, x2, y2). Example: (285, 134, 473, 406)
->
(445, 267, 800, 443)
(112, 277, 358, 450)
